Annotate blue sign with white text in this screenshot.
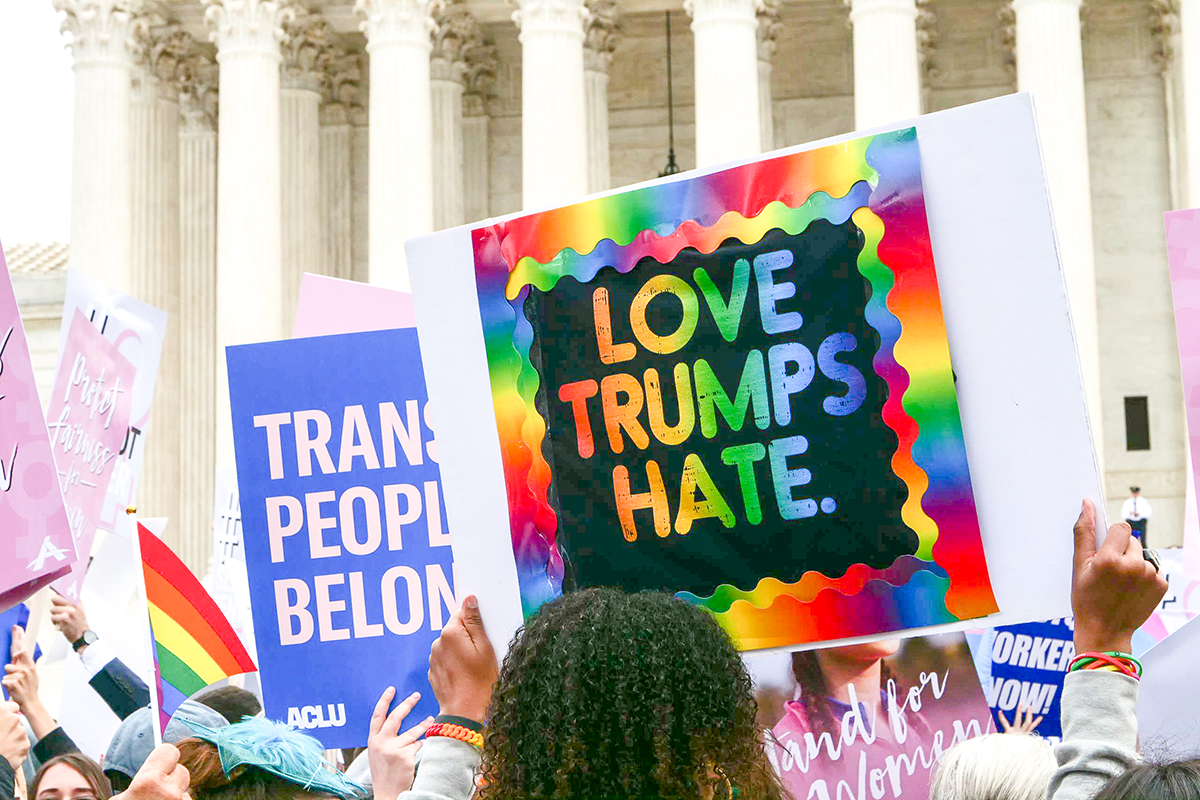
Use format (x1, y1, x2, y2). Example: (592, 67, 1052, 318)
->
(981, 618, 1074, 740)
(228, 328, 452, 748)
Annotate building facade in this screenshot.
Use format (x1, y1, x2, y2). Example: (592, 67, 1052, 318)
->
(8, 0, 1194, 573)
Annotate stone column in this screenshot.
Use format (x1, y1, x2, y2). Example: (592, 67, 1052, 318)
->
(514, 0, 590, 208)
(845, 0, 922, 129)
(462, 47, 496, 224)
(321, 53, 362, 281)
(351, 99, 371, 283)
(205, 0, 297, 468)
(1179, 0, 1200, 205)
(1010, 0, 1104, 460)
(55, 0, 144, 292)
(356, 0, 438, 290)
(432, 0, 480, 231)
(178, 53, 219, 572)
(281, 17, 331, 331)
(584, 0, 619, 194)
(686, 0, 762, 167)
(131, 27, 187, 552)
(757, 0, 780, 152)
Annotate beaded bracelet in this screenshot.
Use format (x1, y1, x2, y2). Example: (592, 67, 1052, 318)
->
(426, 722, 484, 750)
(1068, 651, 1142, 679)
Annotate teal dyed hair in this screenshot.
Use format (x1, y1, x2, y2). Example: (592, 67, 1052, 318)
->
(182, 717, 362, 798)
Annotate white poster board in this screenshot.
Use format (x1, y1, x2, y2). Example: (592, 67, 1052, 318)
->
(204, 465, 255, 659)
(1137, 614, 1200, 760)
(407, 92, 1103, 655)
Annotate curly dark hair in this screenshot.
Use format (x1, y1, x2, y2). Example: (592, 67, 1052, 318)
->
(479, 588, 784, 800)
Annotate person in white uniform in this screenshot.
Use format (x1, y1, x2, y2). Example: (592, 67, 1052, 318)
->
(1120, 486, 1152, 545)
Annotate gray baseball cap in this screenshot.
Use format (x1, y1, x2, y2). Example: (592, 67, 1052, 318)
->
(103, 701, 229, 779)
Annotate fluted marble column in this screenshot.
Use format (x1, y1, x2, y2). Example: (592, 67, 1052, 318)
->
(584, 0, 618, 194)
(1180, 0, 1200, 205)
(179, 55, 219, 573)
(431, 60, 465, 230)
(55, 0, 143, 292)
(1011, 0, 1104, 462)
(282, 18, 329, 331)
(321, 54, 361, 282)
(757, 0, 780, 152)
(206, 0, 296, 468)
(515, 0, 589, 208)
(357, 0, 437, 289)
(131, 28, 186, 551)
(686, 0, 762, 167)
(351, 105, 371, 283)
(845, 0, 921, 129)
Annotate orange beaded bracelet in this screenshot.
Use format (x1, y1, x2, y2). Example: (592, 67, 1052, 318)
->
(426, 722, 484, 750)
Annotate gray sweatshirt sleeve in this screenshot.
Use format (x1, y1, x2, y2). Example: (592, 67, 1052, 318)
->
(399, 737, 481, 800)
(1048, 670, 1140, 800)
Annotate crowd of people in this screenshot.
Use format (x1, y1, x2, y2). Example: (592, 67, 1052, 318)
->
(0, 499, 1193, 800)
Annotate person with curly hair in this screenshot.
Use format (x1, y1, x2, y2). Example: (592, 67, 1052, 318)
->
(403, 589, 784, 800)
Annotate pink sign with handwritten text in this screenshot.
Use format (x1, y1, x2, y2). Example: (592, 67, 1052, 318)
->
(1164, 210, 1200, 578)
(0, 247, 78, 612)
(47, 309, 136, 601)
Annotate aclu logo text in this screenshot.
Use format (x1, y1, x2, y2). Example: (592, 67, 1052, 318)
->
(287, 704, 347, 730)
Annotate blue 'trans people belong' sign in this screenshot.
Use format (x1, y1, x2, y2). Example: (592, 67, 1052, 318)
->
(227, 328, 453, 748)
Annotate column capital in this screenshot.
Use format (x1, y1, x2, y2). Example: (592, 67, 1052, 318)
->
(463, 42, 497, 115)
(511, 0, 589, 39)
(1151, 0, 1180, 72)
(203, 0, 300, 58)
(135, 25, 193, 101)
(54, 0, 148, 68)
(320, 50, 365, 125)
(916, 0, 937, 81)
(757, 0, 781, 61)
(180, 48, 219, 132)
(282, 16, 334, 91)
(432, 0, 483, 82)
(584, 0, 620, 73)
(356, 0, 441, 50)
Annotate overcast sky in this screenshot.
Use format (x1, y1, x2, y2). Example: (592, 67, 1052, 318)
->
(0, 3, 73, 246)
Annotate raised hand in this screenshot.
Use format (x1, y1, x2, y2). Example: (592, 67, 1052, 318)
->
(1072, 499, 1169, 655)
(0, 701, 29, 770)
(998, 704, 1043, 735)
(117, 744, 190, 800)
(2, 625, 55, 739)
(50, 594, 89, 645)
(427, 595, 498, 723)
(367, 687, 433, 800)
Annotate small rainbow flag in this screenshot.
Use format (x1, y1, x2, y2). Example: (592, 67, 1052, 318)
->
(138, 522, 256, 733)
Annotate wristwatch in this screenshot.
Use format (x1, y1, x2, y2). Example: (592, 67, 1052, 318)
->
(72, 630, 98, 652)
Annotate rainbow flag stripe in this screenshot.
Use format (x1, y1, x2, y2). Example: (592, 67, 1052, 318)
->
(469, 128, 1000, 649)
(139, 523, 256, 731)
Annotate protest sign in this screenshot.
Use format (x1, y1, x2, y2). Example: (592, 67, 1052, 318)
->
(206, 465, 255, 658)
(47, 310, 136, 600)
(228, 327, 452, 748)
(976, 618, 1072, 740)
(408, 92, 1103, 654)
(293, 274, 414, 338)
(57, 270, 167, 535)
(1137, 615, 1200, 760)
(747, 633, 991, 800)
(0, 246, 77, 611)
(1165, 210, 1200, 578)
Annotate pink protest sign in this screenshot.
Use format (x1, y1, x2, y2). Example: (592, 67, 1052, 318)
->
(1164, 210, 1200, 578)
(0, 248, 78, 612)
(292, 274, 415, 338)
(47, 309, 136, 601)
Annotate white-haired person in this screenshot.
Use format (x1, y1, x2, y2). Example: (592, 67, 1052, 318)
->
(931, 734, 1057, 800)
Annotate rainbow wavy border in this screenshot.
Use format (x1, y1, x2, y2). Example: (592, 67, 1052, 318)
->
(470, 128, 998, 649)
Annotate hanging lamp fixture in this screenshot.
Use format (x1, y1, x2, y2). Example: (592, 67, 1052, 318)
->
(658, 10, 681, 178)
